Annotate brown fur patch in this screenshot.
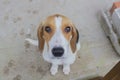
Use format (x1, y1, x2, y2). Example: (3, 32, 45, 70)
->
(61, 25, 72, 41)
(37, 15, 56, 53)
(61, 16, 73, 41)
(43, 16, 56, 42)
(70, 26, 78, 53)
(37, 23, 45, 53)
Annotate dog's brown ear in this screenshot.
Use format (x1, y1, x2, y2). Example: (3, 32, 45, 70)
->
(37, 22, 44, 53)
(70, 25, 79, 53)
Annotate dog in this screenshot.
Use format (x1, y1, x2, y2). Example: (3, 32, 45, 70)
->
(25, 14, 80, 75)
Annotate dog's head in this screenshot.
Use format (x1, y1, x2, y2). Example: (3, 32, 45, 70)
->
(37, 14, 79, 58)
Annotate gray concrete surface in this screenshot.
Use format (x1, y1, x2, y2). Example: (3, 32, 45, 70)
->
(0, 0, 120, 80)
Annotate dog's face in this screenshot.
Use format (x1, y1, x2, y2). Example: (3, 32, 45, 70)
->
(37, 14, 78, 58)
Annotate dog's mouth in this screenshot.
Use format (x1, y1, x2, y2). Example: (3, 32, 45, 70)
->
(51, 56, 66, 59)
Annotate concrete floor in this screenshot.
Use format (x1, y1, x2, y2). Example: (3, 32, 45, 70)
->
(0, 0, 120, 80)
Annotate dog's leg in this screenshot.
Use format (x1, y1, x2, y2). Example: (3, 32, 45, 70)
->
(50, 64, 58, 75)
(63, 64, 70, 75)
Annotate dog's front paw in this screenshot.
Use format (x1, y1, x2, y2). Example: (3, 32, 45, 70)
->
(63, 65, 70, 75)
(50, 65, 58, 75)
(50, 69, 57, 75)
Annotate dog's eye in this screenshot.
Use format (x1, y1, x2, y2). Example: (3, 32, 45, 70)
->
(45, 26, 51, 33)
(65, 26, 71, 33)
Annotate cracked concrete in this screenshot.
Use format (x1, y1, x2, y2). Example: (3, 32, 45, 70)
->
(0, 0, 120, 80)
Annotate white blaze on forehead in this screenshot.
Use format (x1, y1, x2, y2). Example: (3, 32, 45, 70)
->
(48, 16, 70, 59)
(52, 16, 67, 46)
(55, 16, 62, 28)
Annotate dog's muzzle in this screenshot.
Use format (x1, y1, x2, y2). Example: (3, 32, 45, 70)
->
(52, 47, 64, 57)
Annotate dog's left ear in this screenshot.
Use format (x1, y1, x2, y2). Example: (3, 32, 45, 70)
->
(70, 25, 79, 53)
(37, 22, 45, 53)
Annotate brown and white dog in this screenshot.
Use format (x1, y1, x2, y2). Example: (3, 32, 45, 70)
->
(26, 14, 80, 75)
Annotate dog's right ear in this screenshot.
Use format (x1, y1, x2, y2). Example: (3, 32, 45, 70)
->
(37, 22, 44, 53)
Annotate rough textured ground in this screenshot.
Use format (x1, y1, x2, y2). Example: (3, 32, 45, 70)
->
(0, 0, 120, 80)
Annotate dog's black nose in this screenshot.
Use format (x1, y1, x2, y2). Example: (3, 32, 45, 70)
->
(52, 47, 64, 57)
